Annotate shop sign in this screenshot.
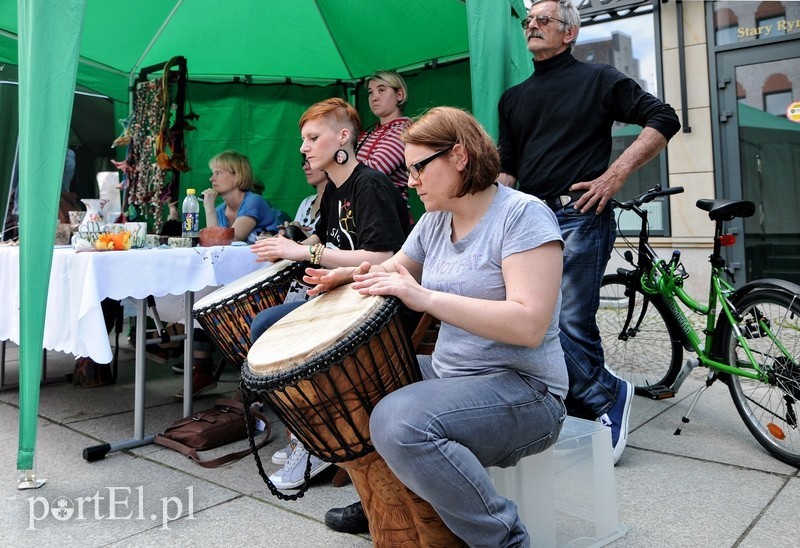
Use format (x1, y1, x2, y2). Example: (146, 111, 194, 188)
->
(737, 18, 800, 39)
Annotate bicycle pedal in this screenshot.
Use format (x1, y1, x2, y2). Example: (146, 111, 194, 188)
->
(639, 385, 675, 400)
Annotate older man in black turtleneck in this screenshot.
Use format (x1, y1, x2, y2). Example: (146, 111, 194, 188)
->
(497, 0, 680, 465)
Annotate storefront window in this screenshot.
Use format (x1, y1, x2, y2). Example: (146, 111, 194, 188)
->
(714, 1, 800, 46)
(575, 12, 665, 231)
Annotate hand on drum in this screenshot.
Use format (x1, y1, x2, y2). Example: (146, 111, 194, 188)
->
(250, 234, 301, 263)
(304, 262, 371, 296)
(352, 263, 430, 312)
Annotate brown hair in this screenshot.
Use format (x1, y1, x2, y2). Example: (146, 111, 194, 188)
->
(208, 150, 254, 191)
(299, 98, 362, 149)
(402, 107, 499, 197)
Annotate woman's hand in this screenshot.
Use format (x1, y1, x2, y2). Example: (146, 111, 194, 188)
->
(304, 262, 371, 296)
(250, 234, 305, 263)
(201, 188, 218, 210)
(351, 263, 431, 312)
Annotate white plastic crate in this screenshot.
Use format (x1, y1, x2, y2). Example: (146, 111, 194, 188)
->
(489, 416, 627, 547)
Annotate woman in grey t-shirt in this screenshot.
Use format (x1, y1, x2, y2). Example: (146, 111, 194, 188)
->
(306, 107, 568, 547)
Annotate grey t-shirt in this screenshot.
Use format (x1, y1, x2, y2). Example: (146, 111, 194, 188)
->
(402, 184, 568, 397)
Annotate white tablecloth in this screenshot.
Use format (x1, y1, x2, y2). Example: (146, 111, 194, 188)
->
(0, 244, 263, 363)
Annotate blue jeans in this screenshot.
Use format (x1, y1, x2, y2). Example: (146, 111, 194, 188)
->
(249, 301, 306, 343)
(556, 205, 620, 418)
(371, 355, 566, 548)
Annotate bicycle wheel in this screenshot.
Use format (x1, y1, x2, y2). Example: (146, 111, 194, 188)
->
(723, 288, 800, 466)
(598, 274, 683, 395)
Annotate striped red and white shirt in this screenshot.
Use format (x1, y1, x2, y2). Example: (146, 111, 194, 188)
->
(356, 117, 412, 201)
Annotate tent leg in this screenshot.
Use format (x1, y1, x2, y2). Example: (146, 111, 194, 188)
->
(17, 469, 46, 490)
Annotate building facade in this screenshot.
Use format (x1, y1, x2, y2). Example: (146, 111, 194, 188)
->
(573, 0, 800, 294)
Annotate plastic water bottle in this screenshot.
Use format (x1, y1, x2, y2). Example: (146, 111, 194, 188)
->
(181, 188, 200, 242)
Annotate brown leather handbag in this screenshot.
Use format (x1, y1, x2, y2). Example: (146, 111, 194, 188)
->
(154, 398, 271, 468)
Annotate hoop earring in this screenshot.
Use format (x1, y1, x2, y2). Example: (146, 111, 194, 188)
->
(334, 148, 349, 165)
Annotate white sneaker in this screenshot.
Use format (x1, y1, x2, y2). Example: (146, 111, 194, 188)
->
(271, 442, 294, 465)
(269, 443, 332, 489)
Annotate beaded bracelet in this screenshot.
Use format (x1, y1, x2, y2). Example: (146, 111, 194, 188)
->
(316, 244, 325, 266)
(311, 243, 324, 266)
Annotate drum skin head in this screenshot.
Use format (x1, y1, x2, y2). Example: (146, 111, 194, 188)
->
(193, 259, 295, 309)
(247, 284, 384, 375)
(242, 286, 413, 462)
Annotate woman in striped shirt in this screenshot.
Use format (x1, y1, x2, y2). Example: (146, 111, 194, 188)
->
(356, 71, 412, 205)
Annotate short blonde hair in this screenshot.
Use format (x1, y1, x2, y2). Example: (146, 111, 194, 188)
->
(299, 98, 362, 149)
(366, 70, 409, 110)
(402, 107, 499, 197)
(209, 150, 254, 191)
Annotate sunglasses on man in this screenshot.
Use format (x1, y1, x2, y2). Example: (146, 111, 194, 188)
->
(521, 14, 567, 29)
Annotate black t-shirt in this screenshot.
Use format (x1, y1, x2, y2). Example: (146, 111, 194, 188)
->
(315, 163, 410, 252)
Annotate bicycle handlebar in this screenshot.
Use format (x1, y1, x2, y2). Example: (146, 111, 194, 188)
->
(612, 185, 684, 210)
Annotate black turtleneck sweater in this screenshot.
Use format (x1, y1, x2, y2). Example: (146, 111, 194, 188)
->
(498, 49, 680, 198)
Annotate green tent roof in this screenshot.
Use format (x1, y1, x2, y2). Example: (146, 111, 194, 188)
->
(6, 0, 535, 473)
(0, 0, 471, 102)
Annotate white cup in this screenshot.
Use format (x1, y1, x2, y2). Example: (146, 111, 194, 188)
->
(124, 222, 148, 248)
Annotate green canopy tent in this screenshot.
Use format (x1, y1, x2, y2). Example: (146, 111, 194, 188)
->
(3, 1, 472, 104)
(2, 0, 531, 483)
(11, 0, 85, 487)
(1, 0, 535, 221)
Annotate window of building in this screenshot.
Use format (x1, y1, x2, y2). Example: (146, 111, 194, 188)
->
(737, 81, 747, 102)
(713, 1, 799, 46)
(762, 73, 793, 116)
(755, 1, 787, 39)
(764, 90, 792, 115)
(575, 12, 668, 233)
(714, 7, 739, 45)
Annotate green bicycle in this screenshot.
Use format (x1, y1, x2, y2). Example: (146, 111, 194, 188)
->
(597, 185, 800, 466)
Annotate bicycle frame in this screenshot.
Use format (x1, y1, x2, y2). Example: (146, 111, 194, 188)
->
(610, 186, 800, 466)
(622, 201, 769, 382)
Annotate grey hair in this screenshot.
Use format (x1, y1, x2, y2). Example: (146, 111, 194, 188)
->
(531, 0, 581, 46)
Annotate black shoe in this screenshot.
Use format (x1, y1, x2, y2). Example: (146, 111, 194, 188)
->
(324, 501, 369, 534)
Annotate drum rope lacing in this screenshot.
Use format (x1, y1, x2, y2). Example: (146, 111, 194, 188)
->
(240, 296, 422, 499)
(264, 316, 416, 462)
(242, 397, 313, 501)
(242, 297, 402, 391)
(192, 261, 306, 368)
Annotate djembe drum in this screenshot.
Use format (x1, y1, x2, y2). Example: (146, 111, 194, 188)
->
(192, 259, 304, 369)
(241, 284, 461, 547)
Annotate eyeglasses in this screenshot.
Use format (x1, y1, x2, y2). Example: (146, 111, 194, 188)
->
(521, 14, 567, 29)
(408, 145, 454, 180)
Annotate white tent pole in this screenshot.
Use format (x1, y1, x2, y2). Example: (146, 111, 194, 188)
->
(129, 0, 184, 77)
(78, 56, 128, 77)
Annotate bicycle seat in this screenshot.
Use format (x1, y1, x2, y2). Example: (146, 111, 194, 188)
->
(696, 198, 755, 221)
